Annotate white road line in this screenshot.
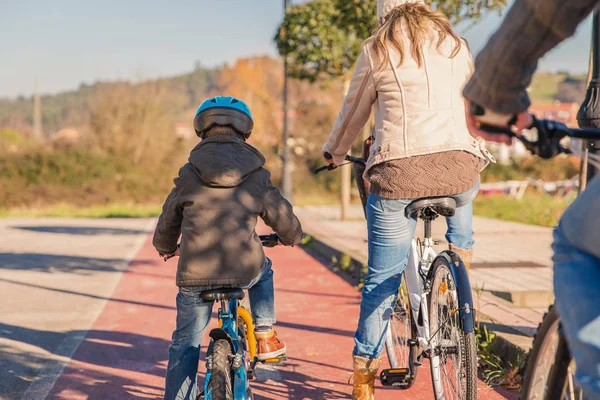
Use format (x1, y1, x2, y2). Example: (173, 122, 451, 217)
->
(20, 219, 157, 400)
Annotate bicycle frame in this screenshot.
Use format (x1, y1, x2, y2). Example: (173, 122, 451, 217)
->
(394, 228, 475, 352)
(403, 238, 434, 350)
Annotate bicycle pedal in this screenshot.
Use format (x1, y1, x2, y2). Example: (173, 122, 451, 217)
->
(380, 368, 412, 388)
(260, 354, 287, 365)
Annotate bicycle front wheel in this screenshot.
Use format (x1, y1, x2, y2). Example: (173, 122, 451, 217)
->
(207, 339, 234, 400)
(521, 305, 582, 400)
(429, 257, 477, 400)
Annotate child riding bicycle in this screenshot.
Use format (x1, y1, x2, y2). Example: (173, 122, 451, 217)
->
(153, 96, 303, 400)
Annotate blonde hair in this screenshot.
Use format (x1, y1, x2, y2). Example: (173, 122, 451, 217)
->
(368, 2, 462, 71)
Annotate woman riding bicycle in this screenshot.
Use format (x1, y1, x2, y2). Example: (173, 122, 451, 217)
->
(321, 0, 492, 397)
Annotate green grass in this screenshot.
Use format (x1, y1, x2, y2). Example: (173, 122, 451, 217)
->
(473, 194, 573, 227)
(529, 73, 569, 104)
(0, 203, 162, 218)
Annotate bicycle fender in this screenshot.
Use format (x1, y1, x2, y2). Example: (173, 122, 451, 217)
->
(209, 328, 234, 351)
(432, 251, 475, 333)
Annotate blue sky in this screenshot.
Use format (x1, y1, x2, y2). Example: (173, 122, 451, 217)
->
(1, 0, 593, 98)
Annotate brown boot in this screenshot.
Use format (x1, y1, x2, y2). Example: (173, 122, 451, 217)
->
(449, 244, 473, 269)
(351, 356, 381, 400)
(255, 329, 286, 361)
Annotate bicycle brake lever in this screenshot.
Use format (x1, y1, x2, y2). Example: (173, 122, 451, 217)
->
(313, 164, 337, 175)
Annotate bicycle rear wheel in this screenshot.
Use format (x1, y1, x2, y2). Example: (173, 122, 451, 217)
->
(207, 339, 234, 400)
(521, 305, 582, 400)
(385, 279, 419, 388)
(429, 257, 477, 400)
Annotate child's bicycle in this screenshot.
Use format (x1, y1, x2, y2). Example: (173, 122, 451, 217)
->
(195, 233, 284, 400)
(315, 153, 478, 400)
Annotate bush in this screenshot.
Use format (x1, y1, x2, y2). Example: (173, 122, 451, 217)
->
(481, 156, 579, 183)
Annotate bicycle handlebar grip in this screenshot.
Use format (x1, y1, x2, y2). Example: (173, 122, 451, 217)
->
(478, 123, 516, 137)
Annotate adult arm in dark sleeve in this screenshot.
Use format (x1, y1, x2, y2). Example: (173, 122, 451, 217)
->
(463, 0, 598, 115)
(153, 170, 185, 255)
(260, 177, 303, 246)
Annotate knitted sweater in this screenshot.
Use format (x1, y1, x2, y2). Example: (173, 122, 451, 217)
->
(367, 150, 483, 199)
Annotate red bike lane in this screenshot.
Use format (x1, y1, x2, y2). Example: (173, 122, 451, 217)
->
(49, 230, 517, 400)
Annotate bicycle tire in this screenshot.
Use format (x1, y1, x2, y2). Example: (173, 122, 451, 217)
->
(385, 278, 419, 388)
(207, 339, 234, 400)
(428, 257, 477, 400)
(520, 305, 581, 400)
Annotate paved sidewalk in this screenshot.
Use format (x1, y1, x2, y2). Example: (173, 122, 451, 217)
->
(295, 205, 555, 347)
(0, 218, 155, 399)
(47, 224, 514, 399)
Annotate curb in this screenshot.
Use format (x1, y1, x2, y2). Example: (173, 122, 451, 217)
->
(300, 229, 530, 367)
(300, 233, 367, 288)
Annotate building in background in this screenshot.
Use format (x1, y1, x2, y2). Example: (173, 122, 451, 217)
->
(529, 102, 579, 127)
(175, 123, 194, 140)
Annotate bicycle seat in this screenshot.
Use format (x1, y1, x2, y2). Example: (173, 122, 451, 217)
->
(405, 197, 456, 219)
(200, 288, 245, 302)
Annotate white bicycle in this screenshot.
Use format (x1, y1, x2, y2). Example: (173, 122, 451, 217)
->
(316, 153, 478, 400)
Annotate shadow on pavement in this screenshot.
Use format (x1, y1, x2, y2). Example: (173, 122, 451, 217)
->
(0, 277, 175, 311)
(471, 261, 548, 269)
(0, 253, 128, 274)
(479, 320, 536, 338)
(12, 226, 152, 236)
(275, 320, 355, 338)
(252, 359, 350, 399)
(0, 322, 170, 399)
(276, 287, 360, 300)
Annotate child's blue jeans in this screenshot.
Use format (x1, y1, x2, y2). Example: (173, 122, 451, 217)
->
(163, 258, 275, 400)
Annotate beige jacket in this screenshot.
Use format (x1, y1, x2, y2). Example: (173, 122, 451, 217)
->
(323, 31, 494, 173)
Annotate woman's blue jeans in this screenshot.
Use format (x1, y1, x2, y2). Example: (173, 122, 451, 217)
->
(163, 258, 275, 400)
(354, 185, 478, 359)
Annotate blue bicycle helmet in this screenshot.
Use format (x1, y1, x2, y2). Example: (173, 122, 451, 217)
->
(193, 96, 254, 139)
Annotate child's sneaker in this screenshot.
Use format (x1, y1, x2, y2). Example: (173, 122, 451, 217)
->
(255, 329, 286, 360)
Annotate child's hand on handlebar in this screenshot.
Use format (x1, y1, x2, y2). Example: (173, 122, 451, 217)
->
(465, 101, 533, 144)
(160, 245, 180, 261)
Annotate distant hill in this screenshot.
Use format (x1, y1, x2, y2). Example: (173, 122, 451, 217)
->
(529, 72, 587, 105)
(0, 66, 219, 136)
(1, 68, 588, 139)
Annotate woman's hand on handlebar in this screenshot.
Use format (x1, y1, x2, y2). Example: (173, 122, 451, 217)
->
(321, 144, 338, 166)
(465, 101, 533, 144)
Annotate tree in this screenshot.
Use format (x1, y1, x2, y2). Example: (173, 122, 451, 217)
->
(275, 0, 508, 82)
(274, 0, 508, 219)
(274, 0, 373, 220)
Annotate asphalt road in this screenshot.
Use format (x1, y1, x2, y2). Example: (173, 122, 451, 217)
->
(0, 218, 154, 399)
